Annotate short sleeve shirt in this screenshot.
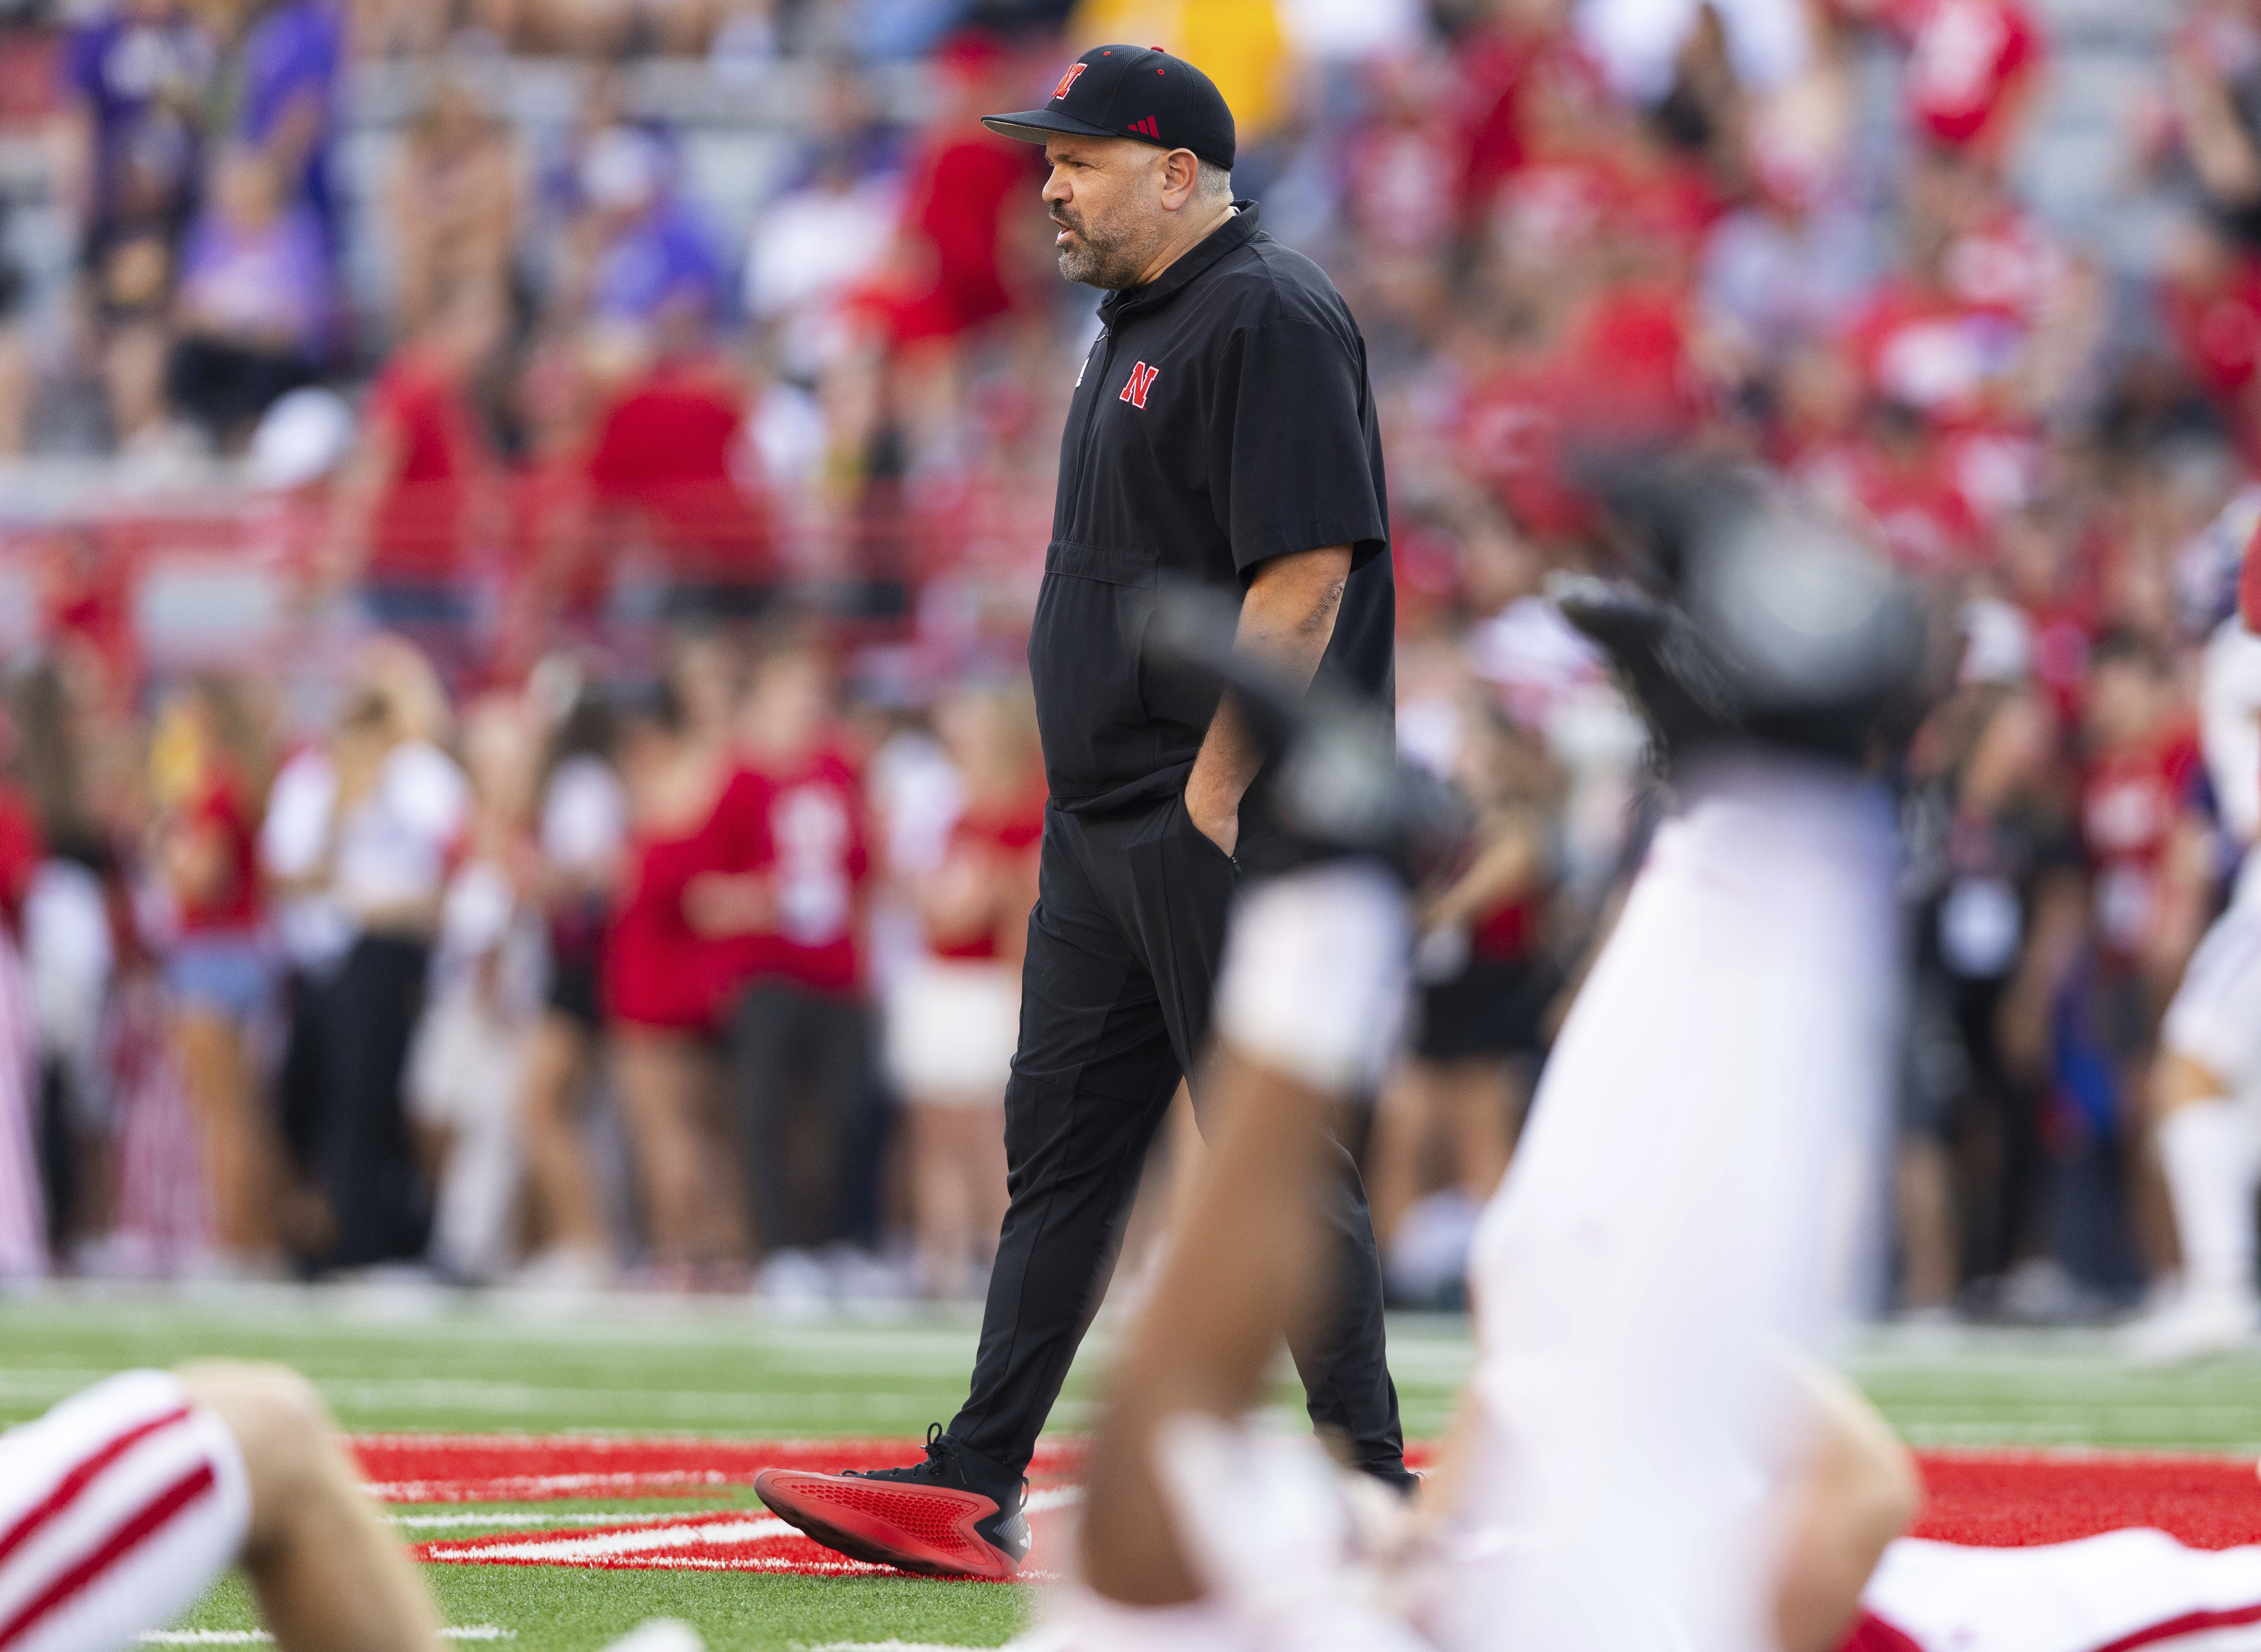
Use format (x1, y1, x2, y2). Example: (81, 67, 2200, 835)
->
(1027, 204, 1395, 812)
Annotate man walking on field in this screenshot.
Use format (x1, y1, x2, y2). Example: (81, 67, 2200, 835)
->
(755, 43, 1408, 1579)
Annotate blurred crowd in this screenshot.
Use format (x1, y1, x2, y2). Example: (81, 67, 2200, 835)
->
(0, 624, 1054, 1297)
(8, 0, 2261, 1317)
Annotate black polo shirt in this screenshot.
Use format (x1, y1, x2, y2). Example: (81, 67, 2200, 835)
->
(1028, 203, 1395, 816)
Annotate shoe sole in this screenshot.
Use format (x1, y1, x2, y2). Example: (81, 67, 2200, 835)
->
(752, 1469, 1022, 1579)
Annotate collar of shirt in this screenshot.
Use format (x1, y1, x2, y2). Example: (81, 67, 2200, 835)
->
(1098, 200, 1262, 328)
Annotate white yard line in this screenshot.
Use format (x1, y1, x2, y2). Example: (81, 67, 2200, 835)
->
(365, 1471, 739, 1501)
(390, 1510, 716, 1530)
(427, 1518, 793, 1562)
(141, 1629, 513, 1644)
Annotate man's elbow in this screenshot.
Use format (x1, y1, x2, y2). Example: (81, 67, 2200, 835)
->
(1299, 576, 1347, 635)
(1248, 545, 1352, 630)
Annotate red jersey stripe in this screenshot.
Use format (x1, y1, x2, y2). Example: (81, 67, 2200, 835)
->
(1837, 1611, 1924, 1652)
(2091, 1600, 2261, 1652)
(0, 1407, 193, 1568)
(0, 1461, 217, 1649)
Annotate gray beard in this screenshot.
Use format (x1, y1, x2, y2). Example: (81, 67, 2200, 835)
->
(1056, 226, 1146, 290)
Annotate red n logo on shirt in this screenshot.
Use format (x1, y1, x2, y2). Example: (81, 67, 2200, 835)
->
(1120, 362, 1161, 409)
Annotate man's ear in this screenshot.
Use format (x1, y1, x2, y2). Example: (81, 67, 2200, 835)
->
(1160, 148, 1200, 209)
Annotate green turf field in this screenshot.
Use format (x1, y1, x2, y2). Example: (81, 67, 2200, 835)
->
(6, 1288, 2261, 1649)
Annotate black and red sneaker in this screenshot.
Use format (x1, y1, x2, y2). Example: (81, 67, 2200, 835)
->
(754, 1425, 1031, 1580)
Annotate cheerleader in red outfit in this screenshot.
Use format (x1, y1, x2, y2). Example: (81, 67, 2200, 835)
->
(886, 680, 1044, 1298)
(603, 637, 764, 1279)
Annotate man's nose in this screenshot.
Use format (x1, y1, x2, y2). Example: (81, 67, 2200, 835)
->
(1042, 168, 1070, 204)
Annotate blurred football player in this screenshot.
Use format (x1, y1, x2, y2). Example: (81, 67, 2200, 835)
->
(0, 1362, 441, 1652)
(1018, 479, 2261, 1652)
(2123, 529, 2261, 1363)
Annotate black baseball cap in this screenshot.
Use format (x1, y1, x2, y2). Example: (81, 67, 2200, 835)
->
(982, 44, 1236, 171)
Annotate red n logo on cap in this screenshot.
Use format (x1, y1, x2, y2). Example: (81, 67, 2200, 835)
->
(1053, 62, 1088, 99)
(1120, 362, 1160, 409)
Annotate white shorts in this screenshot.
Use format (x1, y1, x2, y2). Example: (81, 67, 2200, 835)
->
(884, 959, 1019, 1102)
(0, 1370, 251, 1652)
(1862, 1530, 2261, 1652)
(2163, 899, 2261, 1089)
(1441, 756, 1902, 1652)
(1023, 1529, 2261, 1652)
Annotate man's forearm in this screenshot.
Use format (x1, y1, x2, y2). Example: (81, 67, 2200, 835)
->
(1184, 545, 1352, 852)
(1078, 864, 1411, 1608)
(1078, 1050, 1340, 1607)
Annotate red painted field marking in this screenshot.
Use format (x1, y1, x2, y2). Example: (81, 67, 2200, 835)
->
(357, 1437, 2261, 1579)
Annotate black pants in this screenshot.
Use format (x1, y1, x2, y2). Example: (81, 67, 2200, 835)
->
(946, 795, 1405, 1481)
(317, 934, 432, 1270)
(729, 979, 874, 1253)
(165, 336, 316, 439)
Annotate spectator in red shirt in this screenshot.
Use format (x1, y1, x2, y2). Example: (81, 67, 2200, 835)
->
(324, 284, 505, 640)
(861, 35, 1043, 351)
(712, 624, 875, 1270)
(1450, 0, 1601, 232)
(883, 678, 1042, 1299)
(1888, 0, 2045, 162)
(1998, 504, 2099, 723)
(585, 354, 770, 604)
(155, 673, 280, 1267)
(1843, 229, 2029, 433)
(1847, 399, 1989, 574)
(604, 634, 759, 1278)
(2078, 632, 2212, 1046)
(2160, 216, 2261, 449)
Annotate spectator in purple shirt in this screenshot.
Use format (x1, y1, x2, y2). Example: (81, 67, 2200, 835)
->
(578, 126, 725, 353)
(166, 145, 332, 446)
(57, 0, 216, 446)
(231, 0, 344, 250)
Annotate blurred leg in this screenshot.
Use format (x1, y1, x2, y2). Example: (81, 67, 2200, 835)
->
(103, 318, 170, 442)
(962, 1102, 1009, 1264)
(689, 1047, 747, 1266)
(611, 1027, 711, 1269)
(730, 982, 799, 1255)
(0, 325, 33, 456)
(1895, 1134, 1959, 1312)
(1441, 760, 1900, 1652)
(318, 938, 431, 1270)
(1365, 1062, 1433, 1252)
(909, 1102, 972, 1296)
(2152, 1050, 2254, 1302)
(810, 994, 873, 1245)
(1437, 1057, 1516, 1205)
(517, 1012, 608, 1255)
(173, 1008, 276, 1257)
(178, 1362, 442, 1652)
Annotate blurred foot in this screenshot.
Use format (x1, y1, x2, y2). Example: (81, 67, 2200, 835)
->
(599, 1619, 705, 1652)
(754, 1424, 1029, 1579)
(2122, 1287, 2259, 1366)
(757, 1248, 830, 1315)
(513, 1246, 613, 1294)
